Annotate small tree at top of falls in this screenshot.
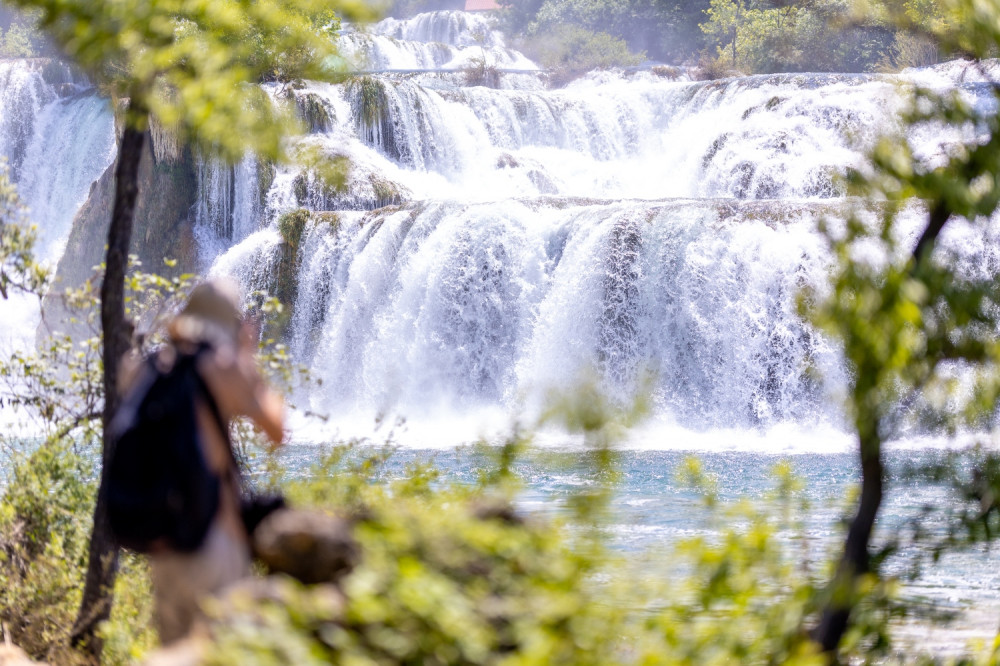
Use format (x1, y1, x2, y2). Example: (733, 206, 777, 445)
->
(0, 0, 374, 657)
(806, 0, 1000, 656)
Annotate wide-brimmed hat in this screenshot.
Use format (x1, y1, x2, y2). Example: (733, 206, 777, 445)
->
(168, 278, 243, 348)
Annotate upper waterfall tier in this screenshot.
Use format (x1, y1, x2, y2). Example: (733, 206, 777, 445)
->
(0, 59, 114, 263)
(0, 58, 115, 352)
(367, 11, 506, 48)
(195, 65, 986, 252)
(340, 11, 537, 72)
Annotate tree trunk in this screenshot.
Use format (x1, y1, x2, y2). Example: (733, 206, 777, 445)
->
(70, 119, 146, 659)
(732, 3, 739, 67)
(812, 438, 883, 653)
(811, 199, 951, 655)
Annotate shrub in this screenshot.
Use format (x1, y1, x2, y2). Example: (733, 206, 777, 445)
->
(276, 208, 310, 252)
(463, 56, 502, 88)
(522, 26, 643, 86)
(887, 32, 940, 69)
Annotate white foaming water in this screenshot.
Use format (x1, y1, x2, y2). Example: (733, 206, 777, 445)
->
(173, 15, 1000, 451)
(193, 156, 266, 266)
(17, 93, 116, 260)
(341, 11, 536, 72)
(0, 59, 115, 354)
(367, 11, 504, 48)
(0, 60, 57, 178)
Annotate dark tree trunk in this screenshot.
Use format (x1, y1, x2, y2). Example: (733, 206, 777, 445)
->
(70, 120, 146, 658)
(912, 202, 950, 265)
(812, 198, 952, 656)
(812, 439, 883, 653)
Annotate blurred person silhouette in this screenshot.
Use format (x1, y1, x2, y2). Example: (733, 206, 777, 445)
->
(107, 277, 284, 644)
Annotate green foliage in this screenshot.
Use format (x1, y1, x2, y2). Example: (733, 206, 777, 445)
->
(189, 385, 890, 664)
(265, 452, 626, 665)
(189, 441, 920, 666)
(0, 440, 155, 665)
(0, 324, 102, 445)
(639, 459, 824, 665)
(245, 9, 346, 85)
(349, 75, 392, 140)
(888, 32, 940, 69)
(496, 0, 952, 73)
(277, 209, 311, 252)
(700, 0, 895, 74)
(867, 0, 957, 68)
(463, 56, 502, 88)
(0, 163, 49, 301)
(502, 0, 708, 65)
(788, 0, 1000, 653)
(274, 209, 312, 316)
(5, 0, 376, 162)
(522, 26, 643, 86)
(813, 38, 1000, 442)
(0, 19, 38, 57)
(99, 554, 157, 664)
(497, 0, 547, 37)
(0, 441, 94, 664)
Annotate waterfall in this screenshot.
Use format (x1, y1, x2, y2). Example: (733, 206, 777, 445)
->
(0, 9, 969, 445)
(191, 14, 999, 443)
(0, 60, 56, 179)
(193, 156, 266, 265)
(339, 11, 537, 72)
(368, 11, 506, 48)
(277, 199, 848, 428)
(0, 58, 115, 352)
(17, 92, 117, 259)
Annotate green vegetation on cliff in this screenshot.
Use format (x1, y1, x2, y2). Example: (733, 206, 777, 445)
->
(497, 0, 962, 75)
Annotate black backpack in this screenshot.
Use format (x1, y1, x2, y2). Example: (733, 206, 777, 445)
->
(106, 347, 227, 553)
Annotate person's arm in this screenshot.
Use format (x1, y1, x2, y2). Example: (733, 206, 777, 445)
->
(198, 332, 285, 447)
(249, 383, 284, 446)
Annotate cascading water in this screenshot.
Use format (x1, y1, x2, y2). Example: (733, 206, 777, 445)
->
(192, 11, 1000, 448)
(339, 11, 537, 72)
(0, 58, 115, 351)
(193, 156, 266, 259)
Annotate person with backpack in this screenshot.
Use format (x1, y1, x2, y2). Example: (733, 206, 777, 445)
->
(108, 278, 284, 644)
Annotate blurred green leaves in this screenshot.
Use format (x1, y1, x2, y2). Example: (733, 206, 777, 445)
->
(0, 162, 49, 301)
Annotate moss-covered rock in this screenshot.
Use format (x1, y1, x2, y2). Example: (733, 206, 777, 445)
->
(313, 211, 341, 233)
(271, 209, 342, 328)
(273, 208, 312, 314)
(257, 159, 276, 205)
(369, 174, 406, 208)
(347, 76, 400, 161)
(295, 92, 335, 133)
(277, 208, 310, 253)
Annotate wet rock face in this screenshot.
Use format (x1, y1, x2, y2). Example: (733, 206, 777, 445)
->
(54, 128, 199, 289)
(252, 509, 359, 585)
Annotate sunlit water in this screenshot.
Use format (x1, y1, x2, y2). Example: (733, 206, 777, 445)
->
(261, 440, 1000, 655)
